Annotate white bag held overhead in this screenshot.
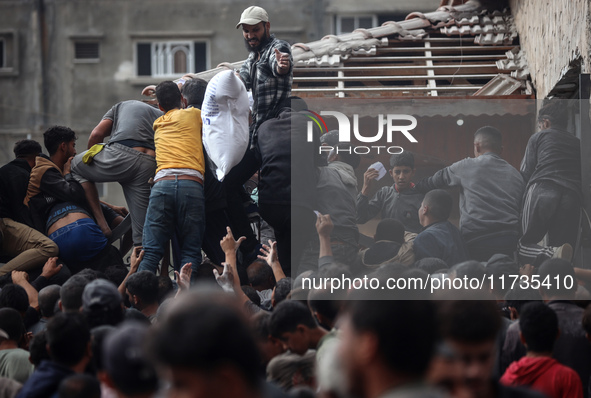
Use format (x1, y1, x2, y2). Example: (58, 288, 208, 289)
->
(201, 70, 250, 181)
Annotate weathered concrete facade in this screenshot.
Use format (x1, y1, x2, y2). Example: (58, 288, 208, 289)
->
(509, 0, 591, 99)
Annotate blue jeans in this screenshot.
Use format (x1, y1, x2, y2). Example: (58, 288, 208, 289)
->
(140, 178, 205, 276)
(49, 218, 108, 264)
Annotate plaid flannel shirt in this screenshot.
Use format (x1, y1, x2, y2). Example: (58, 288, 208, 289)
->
(239, 35, 293, 138)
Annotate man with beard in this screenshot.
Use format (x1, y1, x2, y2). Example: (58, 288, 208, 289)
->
(223, 6, 294, 266)
(236, 5, 292, 137)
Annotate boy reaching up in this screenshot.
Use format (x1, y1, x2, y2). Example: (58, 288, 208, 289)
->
(356, 151, 423, 233)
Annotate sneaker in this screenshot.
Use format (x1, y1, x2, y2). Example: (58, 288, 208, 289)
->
(552, 243, 573, 262)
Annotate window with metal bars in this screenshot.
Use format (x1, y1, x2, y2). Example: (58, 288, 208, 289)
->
(74, 42, 100, 60)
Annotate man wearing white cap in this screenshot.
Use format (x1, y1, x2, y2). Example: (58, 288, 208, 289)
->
(236, 5, 293, 138)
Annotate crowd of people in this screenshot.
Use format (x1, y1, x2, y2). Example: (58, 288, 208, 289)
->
(0, 4, 590, 398)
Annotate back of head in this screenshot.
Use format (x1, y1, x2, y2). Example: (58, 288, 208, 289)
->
(538, 258, 576, 300)
(147, 294, 262, 389)
(390, 151, 415, 169)
(90, 325, 115, 372)
(126, 271, 159, 305)
(519, 302, 558, 353)
(423, 189, 453, 222)
(439, 300, 500, 343)
(375, 218, 405, 243)
(276, 96, 308, 116)
(347, 299, 437, 376)
(415, 257, 448, 274)
(181, 78, 208, 109)
(474, 126, 502, 153)
(247, 259, 275, 290)
(158, 276, 174, 303)
(267, 351, 316, 390)
(0, 307, 25, 342)
(46, 312, 90, 367)
(274, 277, 292, 306)
(269, 301, 317, 338)
(155, 80, 182, 112)
(39, 285, 61, 318)
(44, 126, 76, 156)
(14, 139, 42, 159)
(450, 260, 486, 280)
(58, 374, 101, 398)
(538, 100, 568, 130)
(82, 279, 124, 328)
(60, 275, 91, 312)
(29, 331, 50, 366)
(103, 322, 158, 396)
(504, 286, 542, 316)
(0, 284, 29, 313)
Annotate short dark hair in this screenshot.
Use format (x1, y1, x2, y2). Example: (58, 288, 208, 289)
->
(247, 260, 274, 288)
(46, 312, 91, 367)
(14, 139, 42, 158)
(158, 276, 174, 303)
(415, 257, 448, 274)
(58, 374, 101, 398)
(60, 275, 91, 312)
(90, 325, 116, 372)
(423, 189, 452, 221)
(308, 290, 341, 325)
(29, 330, 51, 366)
(251, 312, 272, 340)
(39, 285, 61, 318)
(538, 258, 577, 299)
(181, 78, 208, 109)
(147, 297, 262, 389)
(269, 301, 317, 338)
(126, 271, 159, 305)
(474, 126, 502, 153)
(375, 218, 405, 243)
(0, 284, 29, 313)
(43, 126, 76, 156)
(390, 151, 414, 169)
(155, 81, 182, 112)
(0, 307, 25, 342)
(333, 144, 360, 169)
(274, 277, 292, 306)
(439, 300, 501, 343)
(519, 302, 558, 353)
(348, 300, 437, 376)
(504, 286, 542, 316)
(538, 100, 568, 129)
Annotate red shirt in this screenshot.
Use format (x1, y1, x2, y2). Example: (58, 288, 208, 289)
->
(501, 356, 583, 398)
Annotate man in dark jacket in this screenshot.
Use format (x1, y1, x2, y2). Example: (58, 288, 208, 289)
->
(256, 97, 321, 276)
(518, 101, 582, 264)
(414, 189, 468, 266)
(17, 312, 92, 398)
(0, 140, 58, 276)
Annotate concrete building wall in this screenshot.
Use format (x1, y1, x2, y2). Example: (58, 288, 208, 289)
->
(509, 0, 591, 98)
(0, 0, 435, 206)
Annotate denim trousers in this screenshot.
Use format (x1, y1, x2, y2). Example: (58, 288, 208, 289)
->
(140, 178, 205, 276)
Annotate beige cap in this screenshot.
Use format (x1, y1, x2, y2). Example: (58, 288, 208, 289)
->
(236, 6, 269, 29)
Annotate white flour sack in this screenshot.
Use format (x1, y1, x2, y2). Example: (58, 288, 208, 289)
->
(201, 70, 250, 181)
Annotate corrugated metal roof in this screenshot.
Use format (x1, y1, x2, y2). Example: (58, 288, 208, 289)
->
(144, 0, 532, 100)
